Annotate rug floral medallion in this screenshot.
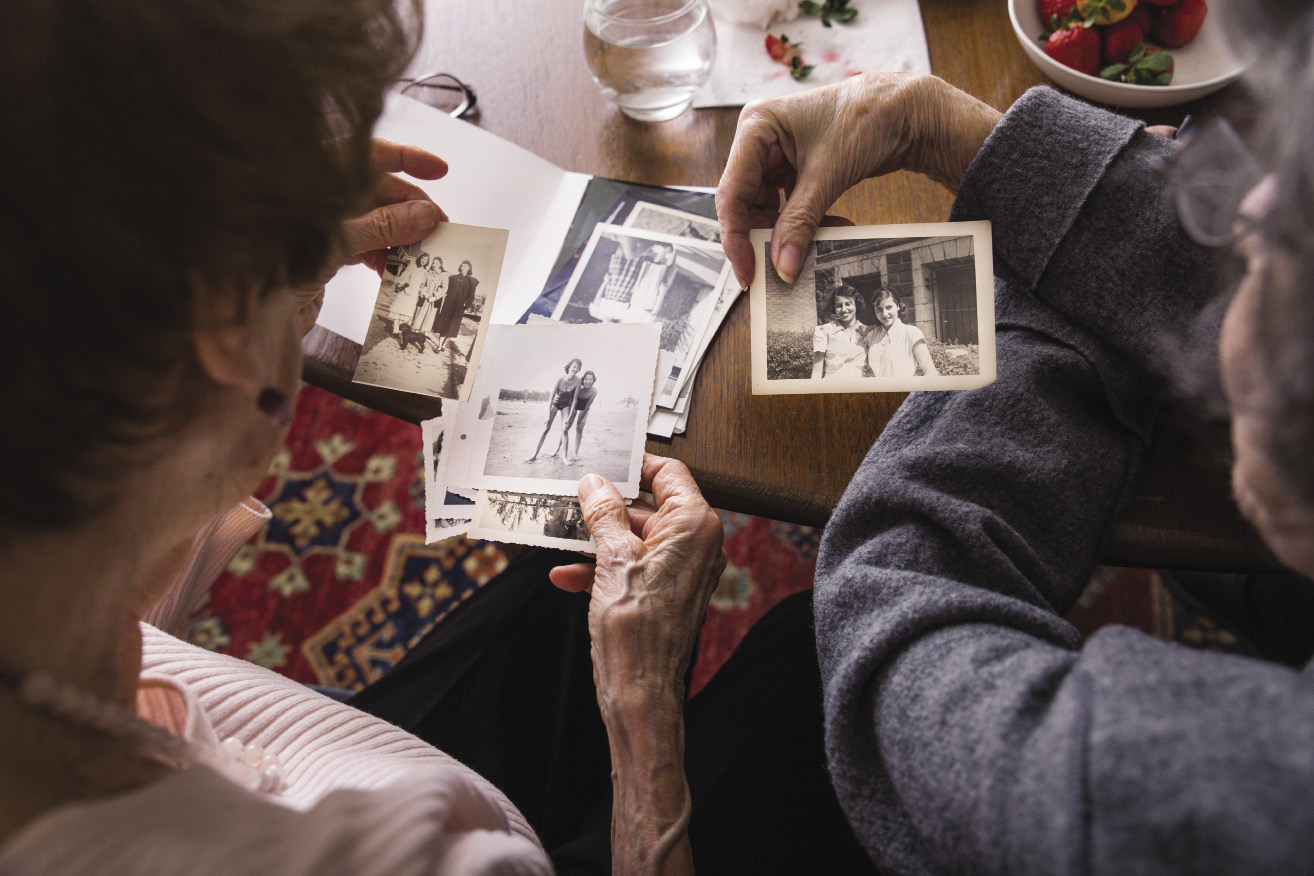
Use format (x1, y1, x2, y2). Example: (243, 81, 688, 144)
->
(181, 386, 1249, 697)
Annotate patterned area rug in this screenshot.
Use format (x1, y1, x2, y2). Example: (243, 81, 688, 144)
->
(176, 385, 1249, 696)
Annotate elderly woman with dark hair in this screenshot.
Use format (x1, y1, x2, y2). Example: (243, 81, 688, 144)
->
(717, 0, 1314, 871)
(0, 0, 882, 873)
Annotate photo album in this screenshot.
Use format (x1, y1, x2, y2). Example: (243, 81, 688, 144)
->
(319, 94, 995, 549)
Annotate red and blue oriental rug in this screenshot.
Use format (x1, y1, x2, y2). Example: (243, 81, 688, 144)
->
(174, 386, 1248, 696)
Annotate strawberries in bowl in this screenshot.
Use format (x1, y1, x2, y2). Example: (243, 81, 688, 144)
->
(1038, 0, 1202, 86)
(1009, 0, 1245, 107)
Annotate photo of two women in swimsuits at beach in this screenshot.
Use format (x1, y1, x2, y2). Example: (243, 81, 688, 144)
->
(467, 323, 658, 495)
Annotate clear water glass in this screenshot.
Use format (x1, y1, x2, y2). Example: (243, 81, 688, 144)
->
(583, 0, 717, 123)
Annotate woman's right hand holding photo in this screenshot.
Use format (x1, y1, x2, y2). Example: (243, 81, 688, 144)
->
(550, 454, 726, 876)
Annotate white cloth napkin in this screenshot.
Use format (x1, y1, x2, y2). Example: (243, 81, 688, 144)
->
(693, 0, 931, 108)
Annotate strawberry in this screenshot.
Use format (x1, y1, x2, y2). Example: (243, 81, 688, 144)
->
(1152, 0, 1206, 46)
(1037, 0, 1079, 29)
(764, 34, 814, 80)
(1045, 22, 1101, 75)
(1077, 0, 1137, 26)
(1102, 18, 1146, 65)
(1125, 2, 1153, 33)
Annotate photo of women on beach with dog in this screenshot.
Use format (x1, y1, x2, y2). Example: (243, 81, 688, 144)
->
(750, 222, 997, 395)
(353, 222, 508, 402)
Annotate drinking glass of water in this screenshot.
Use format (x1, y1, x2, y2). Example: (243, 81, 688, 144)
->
(583, 0, 717, 123)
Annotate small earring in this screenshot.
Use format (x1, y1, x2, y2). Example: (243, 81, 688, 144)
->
(257, 388, 293, 428)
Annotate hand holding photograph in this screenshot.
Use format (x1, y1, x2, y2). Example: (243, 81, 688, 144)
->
(353, 222, 509, 402)
(750, 222, 996, 395)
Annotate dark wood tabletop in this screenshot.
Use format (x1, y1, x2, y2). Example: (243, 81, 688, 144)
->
(303, 0, 1279, 571)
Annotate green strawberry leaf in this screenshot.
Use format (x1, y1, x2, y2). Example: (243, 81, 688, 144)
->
(1152, 72, 1173, 86)
(1128, 42, 1146, 63)
(791, 63, 815, 80)
(1143, 51, 1174, 71)
(1100, 63, 1130, 79)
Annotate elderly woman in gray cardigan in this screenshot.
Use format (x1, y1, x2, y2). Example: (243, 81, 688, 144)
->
(716, 0, 1314, 871)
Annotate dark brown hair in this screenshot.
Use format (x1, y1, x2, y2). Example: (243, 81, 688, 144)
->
(0, 0, 418, 536)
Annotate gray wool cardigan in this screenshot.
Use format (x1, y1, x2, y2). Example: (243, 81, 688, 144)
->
(814, 87, 1314, 876)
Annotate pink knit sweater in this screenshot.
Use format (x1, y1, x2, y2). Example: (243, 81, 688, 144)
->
(0, 501, 551, 875)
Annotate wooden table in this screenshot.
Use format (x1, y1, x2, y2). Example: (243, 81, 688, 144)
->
(304, 0, 1278, 571)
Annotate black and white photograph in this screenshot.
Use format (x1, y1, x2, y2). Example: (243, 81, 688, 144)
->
(441, 322, 660, 499)
(467, 490, 596, 552)
(750, 222, 996, 395)
(353, 222, 509, 402)
(550, 225, 728, 388)
(421, 415, 476, 544)
(622, 201, 722, 244)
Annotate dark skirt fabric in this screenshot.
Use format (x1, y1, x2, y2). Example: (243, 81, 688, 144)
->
(348, 547, 878, 876)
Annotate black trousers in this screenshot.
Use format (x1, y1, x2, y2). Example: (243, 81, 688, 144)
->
(349, 548, 877, 875)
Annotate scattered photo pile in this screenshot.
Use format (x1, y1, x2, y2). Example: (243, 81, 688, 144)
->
(422, 322, 661, 551)
(519, 182, 739, 438)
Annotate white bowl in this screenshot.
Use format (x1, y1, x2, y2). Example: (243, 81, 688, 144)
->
(1008, 0, 1246, 108)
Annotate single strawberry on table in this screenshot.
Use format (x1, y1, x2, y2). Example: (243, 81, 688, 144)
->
(764, 33, 814, 80)
(1045, 21, 1101, 76)
(1152, 0, 1206, 47)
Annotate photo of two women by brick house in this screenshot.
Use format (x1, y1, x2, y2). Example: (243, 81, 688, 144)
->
(765, 235, 983, 382)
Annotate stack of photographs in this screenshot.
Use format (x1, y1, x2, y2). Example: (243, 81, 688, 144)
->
(421, 322, 661, 552)
(518, 181, 739, 438)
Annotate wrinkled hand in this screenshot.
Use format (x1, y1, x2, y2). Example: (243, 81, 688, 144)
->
(551, 454, 726, 702)
(716, 72, 1001, 287)
(294, 139, 449, 335)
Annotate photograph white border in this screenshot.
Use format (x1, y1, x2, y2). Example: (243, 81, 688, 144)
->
(550, 224, 730, 400)
(421, 414, 477, 517)
(444, 322, 660, 499)
(749, 222, 996, 395)
(467, 490, 596, 552)
(622, 201, 721, 244)
(354, 221, 509, 402)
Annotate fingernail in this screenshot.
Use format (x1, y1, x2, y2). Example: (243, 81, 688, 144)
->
(408, 201, 438, 230)
(579, 474, 605, 501)
(778, 243, 803, 284)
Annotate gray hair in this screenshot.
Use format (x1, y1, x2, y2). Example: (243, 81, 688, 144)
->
(1228, 1, 1314, 501)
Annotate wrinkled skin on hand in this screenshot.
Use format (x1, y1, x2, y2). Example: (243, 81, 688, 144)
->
(293, 138, 449, 336)
(551, 454, 726, 699)
(716, 72, 1002, 287)
(550, 454, 726, 876)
